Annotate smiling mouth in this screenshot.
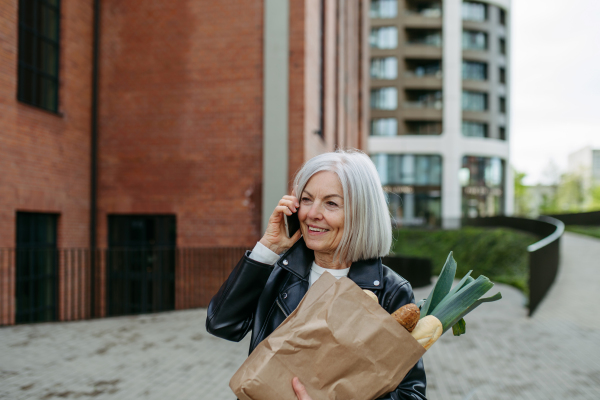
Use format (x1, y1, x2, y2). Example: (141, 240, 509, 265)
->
(308, 226, 328, 233)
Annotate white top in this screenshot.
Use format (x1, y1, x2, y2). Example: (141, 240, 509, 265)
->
(249, 242, 350, 287)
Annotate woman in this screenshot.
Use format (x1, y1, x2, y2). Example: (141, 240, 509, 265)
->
(206, 150, 427, 399)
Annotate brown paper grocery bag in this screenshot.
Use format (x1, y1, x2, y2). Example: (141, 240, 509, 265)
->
(229, 272, 426, 400)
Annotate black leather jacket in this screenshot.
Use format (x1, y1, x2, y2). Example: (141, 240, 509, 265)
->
(206, 238, 427, 399)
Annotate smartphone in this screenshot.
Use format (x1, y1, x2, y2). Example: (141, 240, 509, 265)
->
(284, 211, 300, 238)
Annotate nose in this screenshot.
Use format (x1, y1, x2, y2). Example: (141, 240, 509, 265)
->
(306, 202, 323, 220)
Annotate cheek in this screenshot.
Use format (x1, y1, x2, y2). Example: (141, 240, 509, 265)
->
(298, 207, 308, 223)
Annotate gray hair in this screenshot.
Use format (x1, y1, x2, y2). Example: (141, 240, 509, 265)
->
(293, 149, 392, 263)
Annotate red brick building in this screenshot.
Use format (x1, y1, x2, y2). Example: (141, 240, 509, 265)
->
(0, 0, 369, 325)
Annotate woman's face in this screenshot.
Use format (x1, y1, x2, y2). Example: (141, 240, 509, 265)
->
(298, 171, 345, 258)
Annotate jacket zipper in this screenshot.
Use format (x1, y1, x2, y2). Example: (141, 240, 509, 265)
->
(276, 298, 289, 317)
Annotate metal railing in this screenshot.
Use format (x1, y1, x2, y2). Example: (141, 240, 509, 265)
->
(0, 247, 246, 326)
(463, 216, 565, 316)
(545, 210, 600, 226)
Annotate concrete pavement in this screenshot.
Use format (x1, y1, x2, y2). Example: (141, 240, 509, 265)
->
(1, 232, 599, 399)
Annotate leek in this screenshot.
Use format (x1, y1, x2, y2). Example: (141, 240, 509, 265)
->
(418, 252, 502, 336)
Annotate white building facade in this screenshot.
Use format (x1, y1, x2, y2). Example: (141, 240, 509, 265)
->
(369, 0, 513, 228)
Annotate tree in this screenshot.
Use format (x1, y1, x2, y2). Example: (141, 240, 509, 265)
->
(513, 169, 532, 216)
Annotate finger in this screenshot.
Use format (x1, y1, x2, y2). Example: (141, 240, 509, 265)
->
(292, 377, 310, 400)
(274, 205, 293, 216)
(279, 198, 298, 212)
(283, 195, 300, 208)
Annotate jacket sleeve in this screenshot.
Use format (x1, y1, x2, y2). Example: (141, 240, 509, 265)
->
(205, 251, 274, 342)
(377, 281, 427, 400)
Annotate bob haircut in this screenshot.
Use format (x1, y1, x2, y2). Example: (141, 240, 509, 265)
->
(293, 149, 392, 264)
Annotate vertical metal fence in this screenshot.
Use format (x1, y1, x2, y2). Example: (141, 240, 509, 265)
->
(0, 247, 247, 326)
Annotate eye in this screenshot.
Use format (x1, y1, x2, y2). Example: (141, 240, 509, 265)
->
(301, 197, 312, 203)
(327, 201, 339, 207)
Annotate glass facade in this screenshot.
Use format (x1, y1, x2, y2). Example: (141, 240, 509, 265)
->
(370, 0, 398, 18)
(462, 61, 487, 80)
(461, 156, 505, 218)
(462, 121, 488, 138)
(371, 57, 398, 80)
(370, 27, 398, 49)
(371, 87, 398, 110)
(371, 118, 398, 136)
(462, 1, 487, 21)
(462, 90, 488, 111)
(462, 30, 488, 51)
(372, 154, 442, 227)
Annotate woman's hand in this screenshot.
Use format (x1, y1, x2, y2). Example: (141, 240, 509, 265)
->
(292, 377, 313, 400)
(259, 194, 302, 255)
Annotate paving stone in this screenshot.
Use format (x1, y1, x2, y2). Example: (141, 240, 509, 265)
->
(1, 232, 599, 399)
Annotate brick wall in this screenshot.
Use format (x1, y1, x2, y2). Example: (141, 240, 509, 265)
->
(0, 0, 94, 325)
(97, 0, 264, 250)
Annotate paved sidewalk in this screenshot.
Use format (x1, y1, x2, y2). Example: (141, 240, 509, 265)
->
(1, 232, 599, 399)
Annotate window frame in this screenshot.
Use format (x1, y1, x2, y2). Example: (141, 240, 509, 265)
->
(17, 0, 61, 113)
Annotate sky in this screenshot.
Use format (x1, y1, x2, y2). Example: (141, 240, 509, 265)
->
(511, 0, 600, 185)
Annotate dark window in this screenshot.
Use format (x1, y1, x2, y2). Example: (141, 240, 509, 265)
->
(462, 90, 488, 111)
(462, 61, 487, 80)
(462, 121, 488, 138)
(462, 30, 488, 51)
(499, 9, 506, 25)
(462, 1, 487, 21)
(499, 38, 506, 55)
(499, 97, 506, 113)
(499, 67, 506, 84)
(107, 215, 176, 316)
(17, 0, 60, 113)
(16, 212, 59, 323)
(499, 126, 506, 140)
(405, 121, 443, 135)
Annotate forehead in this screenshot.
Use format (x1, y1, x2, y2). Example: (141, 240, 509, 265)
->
(303, 171, 343, 196)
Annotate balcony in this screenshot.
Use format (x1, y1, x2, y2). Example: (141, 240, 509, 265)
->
(405, 1, 442, 18)
(404, 59, 442, 89)
(404, 89, 442, 110)
(404, 1, 442, 29)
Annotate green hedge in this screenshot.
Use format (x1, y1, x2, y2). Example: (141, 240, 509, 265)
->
(565, 225, 600, 239)
(390, 227, 538, 295)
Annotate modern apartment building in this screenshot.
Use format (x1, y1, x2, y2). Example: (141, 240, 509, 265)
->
(0, 0, 368, 325)
(368, 0, 513, 228)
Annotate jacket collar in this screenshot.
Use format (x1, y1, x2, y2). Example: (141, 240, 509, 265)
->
(276, 238, 384, 290)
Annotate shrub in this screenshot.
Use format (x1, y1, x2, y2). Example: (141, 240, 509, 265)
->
(390, 227, 538, 295)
